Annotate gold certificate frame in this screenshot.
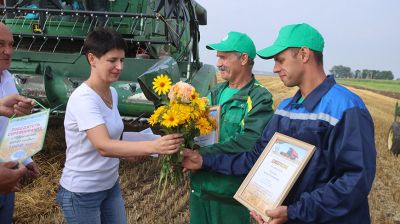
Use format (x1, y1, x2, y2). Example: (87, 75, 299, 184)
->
(234, 132, 316, 222)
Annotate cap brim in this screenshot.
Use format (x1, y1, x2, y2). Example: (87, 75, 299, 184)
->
(206, 42, 234, 52)
(257, 45, 288, 59)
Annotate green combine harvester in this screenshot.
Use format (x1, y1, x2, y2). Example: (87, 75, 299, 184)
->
(0, 0, 217, 123)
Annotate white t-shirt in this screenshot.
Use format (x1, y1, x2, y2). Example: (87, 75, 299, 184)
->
(0, 70, 33, 165)
(60, 83, 124, 193)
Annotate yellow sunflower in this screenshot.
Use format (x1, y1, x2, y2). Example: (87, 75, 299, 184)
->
(190, 91, 199, 101)
(148, 114, 158, 126)
(189, 105, 201, 120)
(154, 106, 166, 117)
(152, 74, 172, 95)
(149, 106, 165, 125)
(161, 110, 180, 128)
(196, 117, 213, 136)
(193, 97, 208, 112)
(170, 103, 191, 124)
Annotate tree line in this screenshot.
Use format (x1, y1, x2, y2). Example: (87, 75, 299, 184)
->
(329, 65, 395, 80)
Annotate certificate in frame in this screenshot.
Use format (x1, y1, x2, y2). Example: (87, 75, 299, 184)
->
(194, 105, 220, 147)
(0, 110, 50, 163)
(234, 132, 316, 221)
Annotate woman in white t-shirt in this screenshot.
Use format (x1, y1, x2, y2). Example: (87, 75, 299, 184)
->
(56, 27, 182, 224)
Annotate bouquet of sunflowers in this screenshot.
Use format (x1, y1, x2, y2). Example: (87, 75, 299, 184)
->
(149, 74, 216, 195)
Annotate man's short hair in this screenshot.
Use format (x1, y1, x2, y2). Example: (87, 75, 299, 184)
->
(234, 52, 254, 66)
(289, 47, 323, 65)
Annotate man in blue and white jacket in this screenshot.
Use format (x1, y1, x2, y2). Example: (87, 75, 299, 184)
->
(182, 23, 376, 224)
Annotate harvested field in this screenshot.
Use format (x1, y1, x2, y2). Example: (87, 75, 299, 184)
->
(13, 76, 400, 223)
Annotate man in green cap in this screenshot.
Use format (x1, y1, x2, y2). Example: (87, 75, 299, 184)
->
(183, 23, 376, 224)
(188, 31, 274, 224)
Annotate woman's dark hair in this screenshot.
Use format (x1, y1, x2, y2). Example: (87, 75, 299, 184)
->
(82, 27, 127, 59)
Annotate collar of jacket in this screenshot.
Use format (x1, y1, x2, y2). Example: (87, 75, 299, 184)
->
(287, 75, 336, 112)
(212, 75, 257, 104)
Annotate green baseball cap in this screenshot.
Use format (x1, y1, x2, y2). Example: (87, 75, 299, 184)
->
(257, 23, 324, 59)
(206, 31, 256, 59)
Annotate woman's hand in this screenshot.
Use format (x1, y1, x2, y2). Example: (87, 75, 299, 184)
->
(152, 133, 183, 154)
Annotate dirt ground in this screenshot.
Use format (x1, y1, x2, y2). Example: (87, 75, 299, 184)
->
(13, 76, 400, 223)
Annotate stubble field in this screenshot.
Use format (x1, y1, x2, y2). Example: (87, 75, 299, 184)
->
(13, 76, 400, 223)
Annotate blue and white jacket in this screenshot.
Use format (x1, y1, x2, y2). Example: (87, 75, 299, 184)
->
(202, 76, 376, 224)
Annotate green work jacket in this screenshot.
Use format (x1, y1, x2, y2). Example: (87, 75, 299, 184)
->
(191, 76, 274, 201)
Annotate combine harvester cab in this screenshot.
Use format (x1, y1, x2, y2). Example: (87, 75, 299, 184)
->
(0, 0, 217, 121)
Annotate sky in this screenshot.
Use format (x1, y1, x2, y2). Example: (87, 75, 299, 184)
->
(195, 0, 400, 79)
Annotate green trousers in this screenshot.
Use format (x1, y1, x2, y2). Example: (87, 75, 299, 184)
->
(189, 192, 250, 224)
